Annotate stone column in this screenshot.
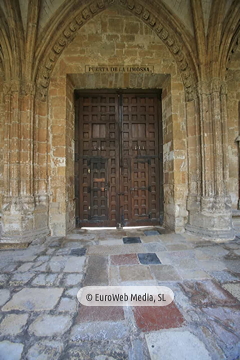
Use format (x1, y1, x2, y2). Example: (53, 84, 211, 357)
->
(0, 81, 49, 248)
(186, 79, 234, 240)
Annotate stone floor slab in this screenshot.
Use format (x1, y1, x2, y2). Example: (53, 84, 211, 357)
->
(123, 237, 141, 244)
(26, 340, 63, 360)
(76, 305, 125, 323)
(63, 273, 83, 286)
(145, 330, 211, 360)
(222, 282, 240, 301)
(165, 243, 193, 251)
(57, 297, 78, 313)
(88, 244, 147, 255)
(144, 230, 161, 236)
(209, 270, 239, 283)
(0, 341, 23, 360)
(31, 273, 59, 286)
(0, 314, 28, 336)
(138, 253, 161, 265)
(65, 287, 79, 298)
(180, 280, 239, 306)
(0, 289, 10, 307)
(28, 314, 72, 337)
(143, 242, 166, 252)
(0, 274, 8, 286)
(178, 269, 212, 280)
(202, 305, 240, 353)
(9, 272, 35, 286)
(63, 257, 86, 273)
(2, 288, 63, 311)
(133, 303, 184, 331)
(70, 321, 128, 341)
(150, 265, 181, 281)
(119, 265, 153, 281)
(111, 254, 139, 265)
(70, 248, 87, 256)
(83, 255, 108, 286)
(65, 341, 129, 360)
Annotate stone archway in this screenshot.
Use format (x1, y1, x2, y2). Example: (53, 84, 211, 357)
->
(46, 6, 188, 236)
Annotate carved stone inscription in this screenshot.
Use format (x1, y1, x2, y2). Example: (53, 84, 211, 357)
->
(86, 65, 154, 73)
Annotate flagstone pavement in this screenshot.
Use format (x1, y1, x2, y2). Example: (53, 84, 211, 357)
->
(0, 227, 240, 360)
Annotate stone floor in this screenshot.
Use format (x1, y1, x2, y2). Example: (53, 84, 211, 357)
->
(0, 227, 240, 360)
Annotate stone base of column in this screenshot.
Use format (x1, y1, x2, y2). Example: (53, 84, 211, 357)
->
(0, 195, 50, 249)
(186, 195, 235, 241)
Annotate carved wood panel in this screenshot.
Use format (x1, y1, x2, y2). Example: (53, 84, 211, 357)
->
(75, 91, 162, 227)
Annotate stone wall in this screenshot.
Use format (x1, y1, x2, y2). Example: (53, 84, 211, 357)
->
(48, 5, 188, 235)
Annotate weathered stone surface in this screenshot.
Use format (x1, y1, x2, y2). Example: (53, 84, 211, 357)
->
(70, 321, 128, 341)
(119, 265, 153, 281)
(57, 297, 78, 313)
(0, 289, 10, 306)
(9, 272, 35, 286)
(83, 256, 108, 286)
(138, 253, 161, 265)
(133, 303, 185, 331)
(150, 265, 181, 281)
(198, 260, 227, 271)
(222, 283, 240, 301)
(145, 330, 211, 360)
(2, 288, 63, 311)
(63, 257, 86, 273)
(26, 341, 63, 360)
(0, 314, 28, 335)
(111, 254, 139, 265)
(209, 270, 239, 283)
(64, 341, 129, 360)
(143, 242, 167, 252)
(88, 244, 147, 255)
(28, 314, 72, 337)
(16, 262, 34, 272)
(76, 306, 125, 323)
(180, 280, 239, 306)
(63, 273, 83, 286)
(31, 273, 59, 286)
(0, 341, 24, 360)
(0, 274, 8, 286)
(109, 265, 120, 285)
(65, 287, 79, 298)
(178, 269, 211, 280)
(202, 306, 240, 354)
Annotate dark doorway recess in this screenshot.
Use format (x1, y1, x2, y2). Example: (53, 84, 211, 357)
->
(74, 90, 163, 227)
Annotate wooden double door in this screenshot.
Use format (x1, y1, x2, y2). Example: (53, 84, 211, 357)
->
(75, 90, 163, 227)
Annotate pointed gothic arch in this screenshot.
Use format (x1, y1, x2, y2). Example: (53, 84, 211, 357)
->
(34, 0, 198, 101)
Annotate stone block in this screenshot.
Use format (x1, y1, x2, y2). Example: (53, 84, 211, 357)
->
(29, 314, 72, 337)
(2, 288, 63, 311)
(145, 330, 211, 360)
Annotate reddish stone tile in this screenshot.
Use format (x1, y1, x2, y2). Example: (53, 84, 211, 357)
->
(133, 302, 184, 332)
(111, 254, 139, 265)
(76, 305, 125, 323)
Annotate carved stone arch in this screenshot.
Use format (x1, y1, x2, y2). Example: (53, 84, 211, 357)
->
(219, 0, 240, 78)
(35, 0, 197, 101)
(0, 6, 13, 82)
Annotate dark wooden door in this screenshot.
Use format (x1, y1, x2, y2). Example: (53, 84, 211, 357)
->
(75, 91, 163, 227)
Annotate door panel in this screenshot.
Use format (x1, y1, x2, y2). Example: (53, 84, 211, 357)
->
(78, 94, 119, 226)
(76, 91, 162, 227)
